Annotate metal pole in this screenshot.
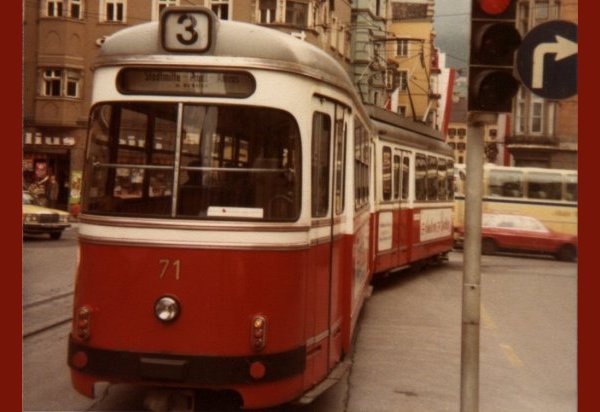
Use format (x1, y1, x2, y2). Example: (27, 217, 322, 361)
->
(460, 114, 491, 412)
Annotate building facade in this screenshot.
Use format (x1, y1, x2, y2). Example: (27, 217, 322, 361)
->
(23, 0, 355, 213)
(387, 0, 440, 127)
(506, 0, 578, 170)
(350, 0, 392, 107)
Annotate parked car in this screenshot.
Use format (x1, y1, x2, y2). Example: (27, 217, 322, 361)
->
(454, 213, 577, 261)
(22, 191, 71, 240)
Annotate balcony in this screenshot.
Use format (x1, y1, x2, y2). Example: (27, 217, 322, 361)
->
(505, 134, 559, 146)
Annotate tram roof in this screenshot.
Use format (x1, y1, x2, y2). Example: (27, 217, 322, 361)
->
(367, 105, 453, 156)
(96, 16, 360, 107)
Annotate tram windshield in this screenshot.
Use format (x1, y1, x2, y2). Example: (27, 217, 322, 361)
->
(83, 103, 301, 221)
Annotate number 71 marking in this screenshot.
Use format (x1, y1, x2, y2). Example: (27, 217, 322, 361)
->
(159, 259, 181, 280)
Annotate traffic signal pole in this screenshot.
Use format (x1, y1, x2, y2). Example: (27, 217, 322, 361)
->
(460, 114, 491, 412)
(461, 2, 522, 410)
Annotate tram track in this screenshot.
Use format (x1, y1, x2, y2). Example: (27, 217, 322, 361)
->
(23, 291, 74, 339)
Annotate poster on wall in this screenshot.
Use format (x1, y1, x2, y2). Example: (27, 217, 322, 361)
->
(69, 170, 82, 205)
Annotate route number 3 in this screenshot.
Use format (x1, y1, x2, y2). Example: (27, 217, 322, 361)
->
(161, 10, 211, 52)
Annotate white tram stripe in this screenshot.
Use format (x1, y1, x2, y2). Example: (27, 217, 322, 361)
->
(79, 223, 311, 249)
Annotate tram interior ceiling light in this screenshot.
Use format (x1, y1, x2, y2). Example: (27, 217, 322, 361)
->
(154, 296, 180, 323)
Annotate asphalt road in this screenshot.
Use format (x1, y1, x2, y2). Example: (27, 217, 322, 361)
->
(23, 229, 577, 411)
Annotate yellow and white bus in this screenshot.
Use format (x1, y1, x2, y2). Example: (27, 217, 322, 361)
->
(454, 164, 577, 235)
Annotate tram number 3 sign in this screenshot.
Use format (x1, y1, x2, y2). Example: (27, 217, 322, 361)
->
(160, 7, 214, 53)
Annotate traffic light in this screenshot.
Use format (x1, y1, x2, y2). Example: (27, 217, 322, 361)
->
(468, 0, 522, 112)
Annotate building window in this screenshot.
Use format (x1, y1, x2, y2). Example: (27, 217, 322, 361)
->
(44, 0, 84, 19)
(397, 105, 407, 117)
(153, 0, 178, 20)
(211, 0, 230, 20)
(457, 128, 466, 138)
(286, 1, 308, 26)
(101, 0, 125, 22)
(46, 0, 63, 17)
(396, 39, 409, 57)
(259, 0, 276, 23)
(530, 100, 544, 134)
(398, 70, 408, 92)
(43, 70, 62, 96)
(41, 69, 81, 98)
(489, 128, 497, 139)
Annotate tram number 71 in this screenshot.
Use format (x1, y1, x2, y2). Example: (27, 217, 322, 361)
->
(159, 259, 181, 280)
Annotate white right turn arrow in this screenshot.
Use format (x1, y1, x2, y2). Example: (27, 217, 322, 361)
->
(531, 35, 578, 89)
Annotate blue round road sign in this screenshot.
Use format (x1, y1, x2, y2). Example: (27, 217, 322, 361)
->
(516, 20, 577, 99)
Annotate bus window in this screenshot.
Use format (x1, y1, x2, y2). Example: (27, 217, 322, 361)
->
(488, 169, 523, 198)
(564, 174, 577, 202)
(526, 171, 562, 200)
(415, 154, 427, 201)
(427, 156, 438, 200)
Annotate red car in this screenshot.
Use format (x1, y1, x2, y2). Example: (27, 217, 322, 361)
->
(455, 213, 577, 261)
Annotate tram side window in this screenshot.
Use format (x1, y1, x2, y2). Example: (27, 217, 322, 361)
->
(382, 146, 392, 201)
(401, 152, 410, 200)
(415, 154, 427, 201)
(427, 156, 438, 200)
(393, 153, 401, 200)
(446, 159, 454, 200)
(354, 120, 370, 210)
(564, 174, 577, 202)
(312, 112, 331, 217)
(488, 170, 524, 198)
(437, 157, 447, 200)
(526, 172, 562, 200)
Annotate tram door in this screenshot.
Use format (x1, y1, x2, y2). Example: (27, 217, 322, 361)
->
(309, 97, 347, 384)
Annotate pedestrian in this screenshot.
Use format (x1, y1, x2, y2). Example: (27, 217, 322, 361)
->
(28, 175, 48, 206)
(47, 175, 60, 208)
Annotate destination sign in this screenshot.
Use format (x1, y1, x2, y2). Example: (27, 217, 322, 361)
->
(117, 69, 256, 97)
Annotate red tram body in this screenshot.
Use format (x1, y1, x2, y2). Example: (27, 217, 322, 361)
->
(67, 7, 453, 410)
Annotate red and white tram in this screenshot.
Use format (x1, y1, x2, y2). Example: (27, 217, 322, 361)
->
(67, 7, 453, 410)
(368, 107, 455, 275)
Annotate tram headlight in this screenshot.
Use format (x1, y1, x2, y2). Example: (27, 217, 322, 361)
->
(154, 296, 180, 323)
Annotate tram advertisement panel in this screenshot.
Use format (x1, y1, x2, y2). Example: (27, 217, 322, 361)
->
(419, 208, 452, 242)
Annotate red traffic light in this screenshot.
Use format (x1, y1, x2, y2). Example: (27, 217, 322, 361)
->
(479, 0, 510, 15)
